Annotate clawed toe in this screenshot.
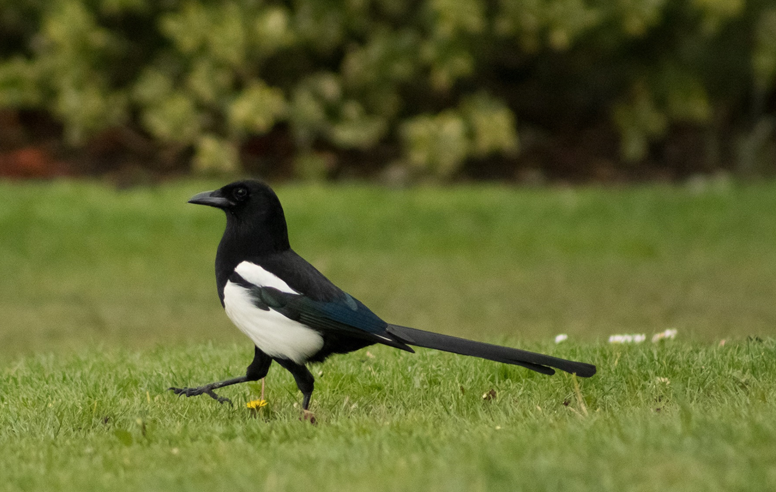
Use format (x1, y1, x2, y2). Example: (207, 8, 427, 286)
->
(168, 386, 202, 397)
(168, 386, 232, 405)
(204, 389, 233, 405)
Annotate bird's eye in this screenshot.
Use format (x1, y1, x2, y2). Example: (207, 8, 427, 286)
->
(233, 187, 248, 200)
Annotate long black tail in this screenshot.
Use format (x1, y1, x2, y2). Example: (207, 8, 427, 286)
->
(386, 324, 596, 377)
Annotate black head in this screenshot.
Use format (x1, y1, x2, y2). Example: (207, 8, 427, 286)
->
(189, 180, 290, 254)
(189, 180, 276, 213)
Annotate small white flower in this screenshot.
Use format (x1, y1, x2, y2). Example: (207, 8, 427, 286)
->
(554, 334, 568, 344)
(608, 334, 646, 344)
(652, 328, 678, 343)
(656, 377, 670, 385)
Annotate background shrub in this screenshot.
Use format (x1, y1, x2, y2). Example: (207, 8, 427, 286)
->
(0, 0, 774, 180)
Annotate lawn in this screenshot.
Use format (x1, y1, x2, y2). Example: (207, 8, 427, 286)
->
(1, 178, 775, 491)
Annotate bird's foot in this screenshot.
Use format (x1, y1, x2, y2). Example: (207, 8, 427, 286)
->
(168, 385, 233, 405)
(301, 409, 317, 425)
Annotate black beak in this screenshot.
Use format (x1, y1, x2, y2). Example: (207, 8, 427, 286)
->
(188, 190, 233, 208)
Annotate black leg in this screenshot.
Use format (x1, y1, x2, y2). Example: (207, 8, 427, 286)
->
(169, 347, 272, 405)
(275, 358, 315, 411)
(246, 346, 273, 380)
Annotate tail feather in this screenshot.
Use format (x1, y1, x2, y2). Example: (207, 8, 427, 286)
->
(386, 324, 596, 378)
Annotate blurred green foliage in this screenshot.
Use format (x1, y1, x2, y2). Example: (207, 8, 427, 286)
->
(0, 0, 774, 177)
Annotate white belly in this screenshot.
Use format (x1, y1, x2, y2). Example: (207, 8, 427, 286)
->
(223, 280, 324, 364)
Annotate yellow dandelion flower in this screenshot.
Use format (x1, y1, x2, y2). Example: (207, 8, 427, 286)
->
(247, 399, 268, 410)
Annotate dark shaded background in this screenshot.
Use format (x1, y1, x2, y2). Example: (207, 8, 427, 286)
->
(1, 0, 775, 183)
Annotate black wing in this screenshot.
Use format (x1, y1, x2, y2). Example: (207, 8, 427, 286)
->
(250, 250, 348, 302)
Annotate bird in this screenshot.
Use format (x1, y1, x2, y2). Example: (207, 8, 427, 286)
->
(169, 180, 596, 415)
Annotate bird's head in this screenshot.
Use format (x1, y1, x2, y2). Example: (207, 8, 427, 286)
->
(189, 180, 289, 252)
(188, 180, 278, 214)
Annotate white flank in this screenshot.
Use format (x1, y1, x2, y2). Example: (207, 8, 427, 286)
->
(234, 261, 298, 294)
(223, 280, 323, 364)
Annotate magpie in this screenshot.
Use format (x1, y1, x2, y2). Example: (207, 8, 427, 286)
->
(169, 180, 596, 412)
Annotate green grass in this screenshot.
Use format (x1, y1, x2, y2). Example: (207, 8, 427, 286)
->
(2, 341, 775, 491)
(2, 179, 775, 358)
(2, 179, 776, 490)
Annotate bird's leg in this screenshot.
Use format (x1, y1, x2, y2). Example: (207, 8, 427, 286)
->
(169, 347, 272, 405)
(301, 394, 315, 424)
(301, 392, 313, 411)
(260, 378, 265, 401)
(275, 358, 316, 423)
(169, 376, 248, 404)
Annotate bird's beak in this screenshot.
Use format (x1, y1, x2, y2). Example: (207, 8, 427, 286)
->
(188, 190, 233, 208)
